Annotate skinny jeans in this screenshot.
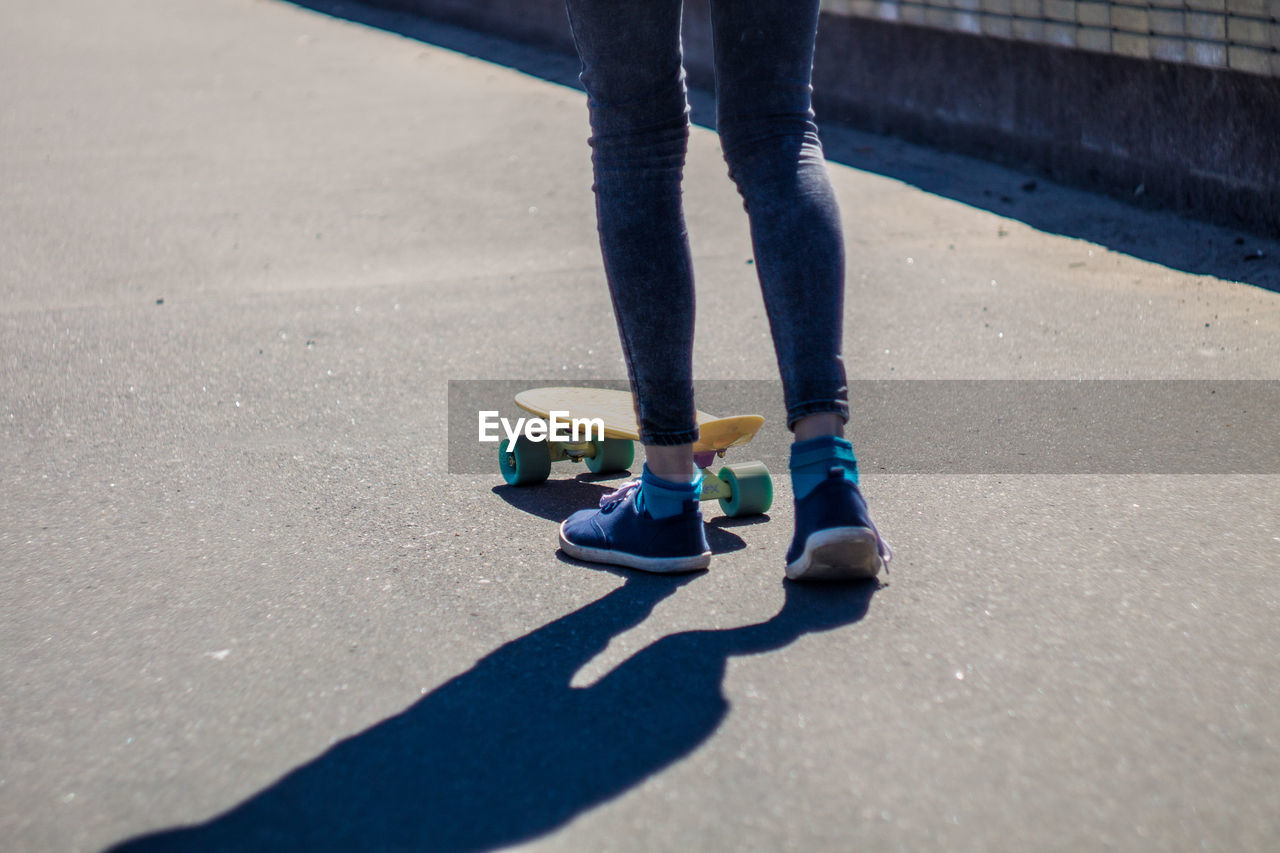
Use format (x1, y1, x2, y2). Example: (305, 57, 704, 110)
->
(565, 0, 849, 445)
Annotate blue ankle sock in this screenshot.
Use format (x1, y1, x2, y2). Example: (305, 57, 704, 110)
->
(639, 463, 701, 519)
(790, 435, 859, 500)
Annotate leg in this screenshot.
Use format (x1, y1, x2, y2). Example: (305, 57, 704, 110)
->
(710, 0, 889, 578)
(559, 0, 707, 572)
(793, 412, 844, 442)
(564, 0, 698, 450)
(710, 0, 848, 431)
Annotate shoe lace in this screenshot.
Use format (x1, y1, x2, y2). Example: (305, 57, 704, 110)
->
(599, 479, 642, 511)
(868, 516, 893, 564)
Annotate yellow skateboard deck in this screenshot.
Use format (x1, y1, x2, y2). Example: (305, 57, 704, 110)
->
(514, 386, 764, 453)
(501, 386, 773, 516)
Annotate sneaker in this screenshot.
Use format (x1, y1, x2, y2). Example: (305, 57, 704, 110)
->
(558, 481, 712, 573)
(785, 467, 891, 581)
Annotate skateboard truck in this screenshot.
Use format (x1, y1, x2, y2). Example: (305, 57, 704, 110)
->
(551, 441, 598, 463)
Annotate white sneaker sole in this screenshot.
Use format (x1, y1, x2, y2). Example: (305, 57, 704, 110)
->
(558, 523, 711, 574)
(785, 526, 883, 581)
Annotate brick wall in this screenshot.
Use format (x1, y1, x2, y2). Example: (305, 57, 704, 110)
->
(822, 0, 1280, 76)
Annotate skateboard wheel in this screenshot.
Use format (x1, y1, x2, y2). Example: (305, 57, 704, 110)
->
(718, 461, 773, 517)
(585, 438, 634, 475)
(499, 437, 551, 486)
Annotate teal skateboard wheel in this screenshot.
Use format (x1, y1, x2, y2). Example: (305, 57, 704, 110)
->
(717, 461, 773, 517)
(585, 437, 635, 475)
(500, 437, 552, 486)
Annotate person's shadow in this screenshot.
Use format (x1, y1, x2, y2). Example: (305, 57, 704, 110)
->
(110, 574, 878, 852)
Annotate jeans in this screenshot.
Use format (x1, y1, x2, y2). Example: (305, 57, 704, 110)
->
(565, 0, 849, 445)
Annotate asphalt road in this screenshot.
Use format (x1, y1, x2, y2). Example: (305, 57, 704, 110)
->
(3, 1, 1279, 850)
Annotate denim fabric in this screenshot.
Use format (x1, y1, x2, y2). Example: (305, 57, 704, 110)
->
(565, 0, 850, 444)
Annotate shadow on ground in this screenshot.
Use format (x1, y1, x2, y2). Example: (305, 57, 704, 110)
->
(490, 478, 615, 522)
(285, 0, 1279, 293)
(110, 576, 877, 852)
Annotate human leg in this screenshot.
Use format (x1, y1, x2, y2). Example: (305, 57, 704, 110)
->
(564, 0, 699, 449)
(710, 0, 849, 431)
(710, 0, 888, 577)
(559, 0, 706, 571)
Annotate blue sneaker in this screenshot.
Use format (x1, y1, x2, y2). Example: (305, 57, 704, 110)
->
(785, 467, 891, 581)
(558, 481, 712, 573)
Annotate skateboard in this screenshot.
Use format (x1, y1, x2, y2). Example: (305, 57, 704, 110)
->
(498, 386, 773, 517)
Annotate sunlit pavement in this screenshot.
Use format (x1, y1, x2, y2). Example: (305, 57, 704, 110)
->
(3, 1, 1279, 850)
